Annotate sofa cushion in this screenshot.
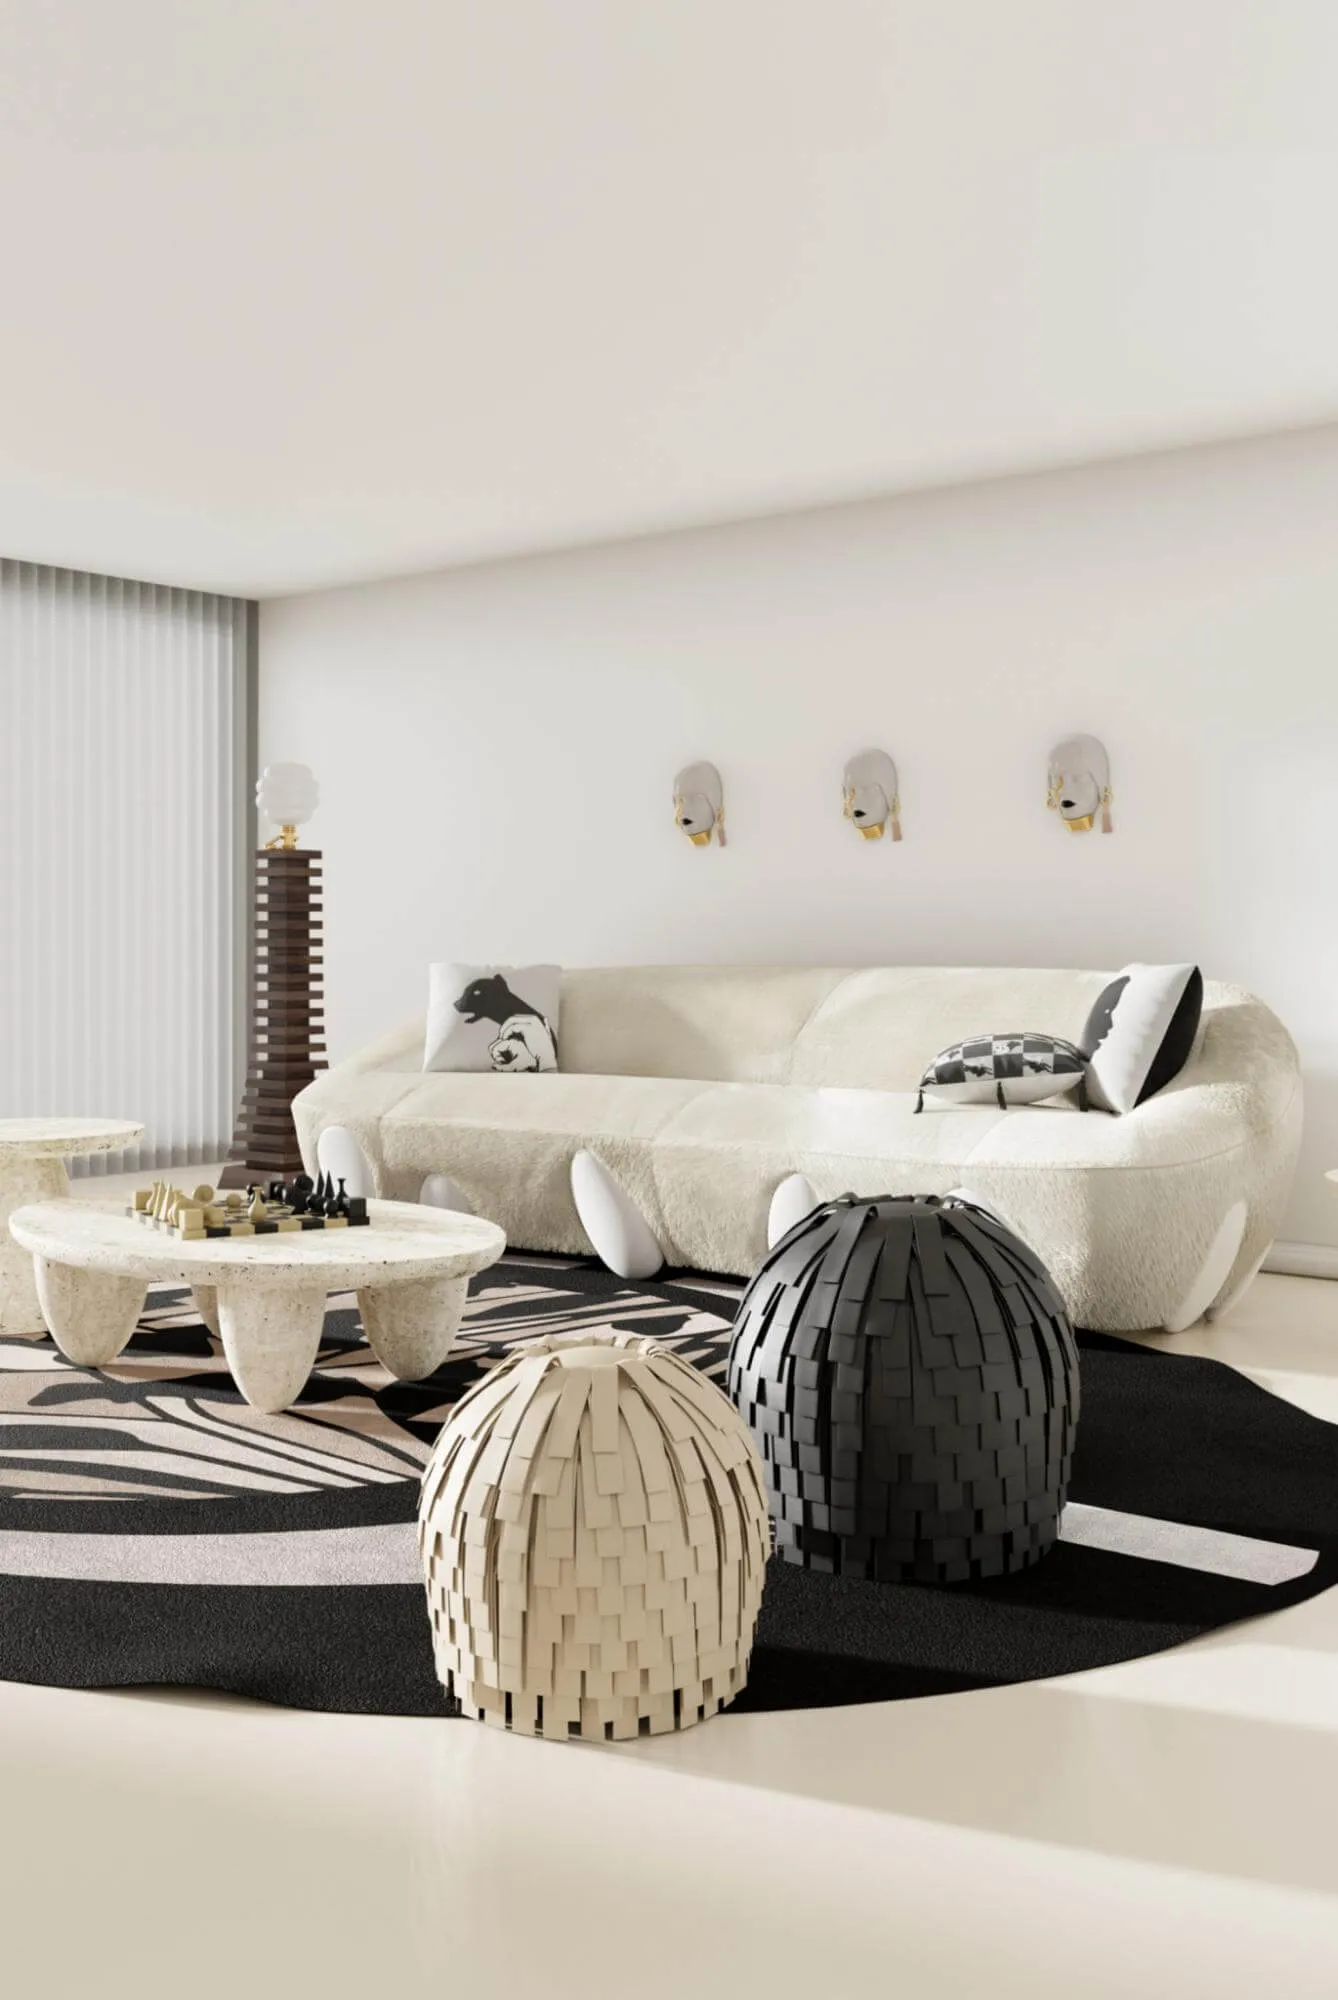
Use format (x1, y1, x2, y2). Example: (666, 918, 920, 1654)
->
(425, 963, 561, 1073)
(1082, 963, 1204, 1112)
(915, 1032, 1089, 1109)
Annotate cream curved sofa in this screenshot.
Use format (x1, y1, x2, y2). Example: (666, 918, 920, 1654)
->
(292, 966, 1301, 1332)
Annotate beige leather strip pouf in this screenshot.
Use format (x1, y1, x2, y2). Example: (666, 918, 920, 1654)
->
(418, 1332, 770, 1741)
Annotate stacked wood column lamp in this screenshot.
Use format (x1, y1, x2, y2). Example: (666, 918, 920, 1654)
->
(220, 764, 327, 1190)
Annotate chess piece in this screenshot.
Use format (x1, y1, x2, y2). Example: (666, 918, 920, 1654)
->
(248, 1191, 266, 1224)
(193, 1184, 215, 1205)
(289, 1175, 313, 1216)
(333, 1177, 349, 1218)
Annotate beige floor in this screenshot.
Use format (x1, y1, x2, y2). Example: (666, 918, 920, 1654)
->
(3, 1177, 1336, 1995)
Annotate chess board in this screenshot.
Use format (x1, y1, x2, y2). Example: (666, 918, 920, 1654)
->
(129, 1178, 369, 1243)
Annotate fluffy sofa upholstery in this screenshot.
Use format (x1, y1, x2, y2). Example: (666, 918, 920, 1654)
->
(292, 966, 1301, 1332)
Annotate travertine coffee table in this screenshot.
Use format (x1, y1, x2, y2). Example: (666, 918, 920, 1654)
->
(6, 1197, 505, 1413)
(0, 1117, 145, 1336)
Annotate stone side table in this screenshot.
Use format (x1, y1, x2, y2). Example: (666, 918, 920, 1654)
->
(6, 1197, 505, 1413)
(0, 1118, 144, 1336)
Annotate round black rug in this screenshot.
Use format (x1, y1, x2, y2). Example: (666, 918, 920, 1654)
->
(0, 1256, 1333, 1714)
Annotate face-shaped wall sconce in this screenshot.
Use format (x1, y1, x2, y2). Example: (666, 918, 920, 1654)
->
(1047, 735, 1113, 834)
(843, 749, 901, 841)
(673, 762, 726, 847)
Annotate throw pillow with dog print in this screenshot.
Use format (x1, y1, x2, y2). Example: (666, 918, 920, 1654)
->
(424, 964, 561, 1073)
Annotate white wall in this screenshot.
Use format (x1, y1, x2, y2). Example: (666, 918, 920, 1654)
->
(260, 426, 1338, 1247)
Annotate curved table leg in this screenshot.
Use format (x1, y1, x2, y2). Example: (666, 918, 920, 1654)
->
(359, 1274, 468, 1381)
(36, 1259, 145, 1367)
(192, 1284, 221, 1339)
(0, 1156, 70, 1338)
(217, 1282, 327, 1413)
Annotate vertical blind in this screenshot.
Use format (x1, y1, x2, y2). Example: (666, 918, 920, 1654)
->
(0, 560, 251, 1174)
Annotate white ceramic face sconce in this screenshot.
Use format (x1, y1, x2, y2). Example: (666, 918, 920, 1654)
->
(673, 762, 726, 847)
(843, 749, 901, 841)
(1047, 735, 1113, 834)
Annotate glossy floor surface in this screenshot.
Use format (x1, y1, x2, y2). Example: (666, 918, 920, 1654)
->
(3, 1181, 1337, 1996)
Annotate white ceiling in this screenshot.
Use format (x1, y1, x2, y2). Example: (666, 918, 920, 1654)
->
(4, 1, 1338, 600)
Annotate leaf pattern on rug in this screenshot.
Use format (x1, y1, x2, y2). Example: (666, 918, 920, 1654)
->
(0, 1257, 735, 1500)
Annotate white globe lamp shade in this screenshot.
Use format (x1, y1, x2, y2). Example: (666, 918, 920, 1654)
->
(256, 763, 319, 847)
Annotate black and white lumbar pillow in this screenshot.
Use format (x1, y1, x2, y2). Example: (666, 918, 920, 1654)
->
(424, 964, 561, 1073)
(1080, 963, 1202, 1114)
(915, 1033, 1089, 1112)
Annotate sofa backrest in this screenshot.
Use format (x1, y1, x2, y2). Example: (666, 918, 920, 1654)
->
(557, 966, 845, 1086)
(558, 965, 1119, 1092)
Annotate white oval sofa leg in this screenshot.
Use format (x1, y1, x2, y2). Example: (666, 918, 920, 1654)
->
(1205, 1246, 1269, 1323)
(419, 1173, 474, 1215)
(768, 1174, 820, 1249)
(316, 1125, 375, 1201)
(570, 1151, 664, 1281)
(1164, 1201, 1249, 1333)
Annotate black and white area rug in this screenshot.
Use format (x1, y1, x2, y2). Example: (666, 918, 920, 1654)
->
(0, 1256, 1334, 1715)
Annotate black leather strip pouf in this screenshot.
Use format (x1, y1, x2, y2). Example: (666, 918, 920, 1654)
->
(727, 1194, 1081, 1583)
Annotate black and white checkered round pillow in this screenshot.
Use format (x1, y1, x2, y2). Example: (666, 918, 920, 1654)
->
(915, 1033, 1090, 1112)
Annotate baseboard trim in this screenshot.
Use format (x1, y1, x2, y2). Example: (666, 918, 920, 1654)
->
(1264, 1241, 1338, 1281)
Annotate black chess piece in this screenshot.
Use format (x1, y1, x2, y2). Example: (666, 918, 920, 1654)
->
(346, 1196, 368, 1226)
(289, 1174, 314, 1216)
(333, 1177, 350, 1218)
(266, 1179, 286, 1205)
